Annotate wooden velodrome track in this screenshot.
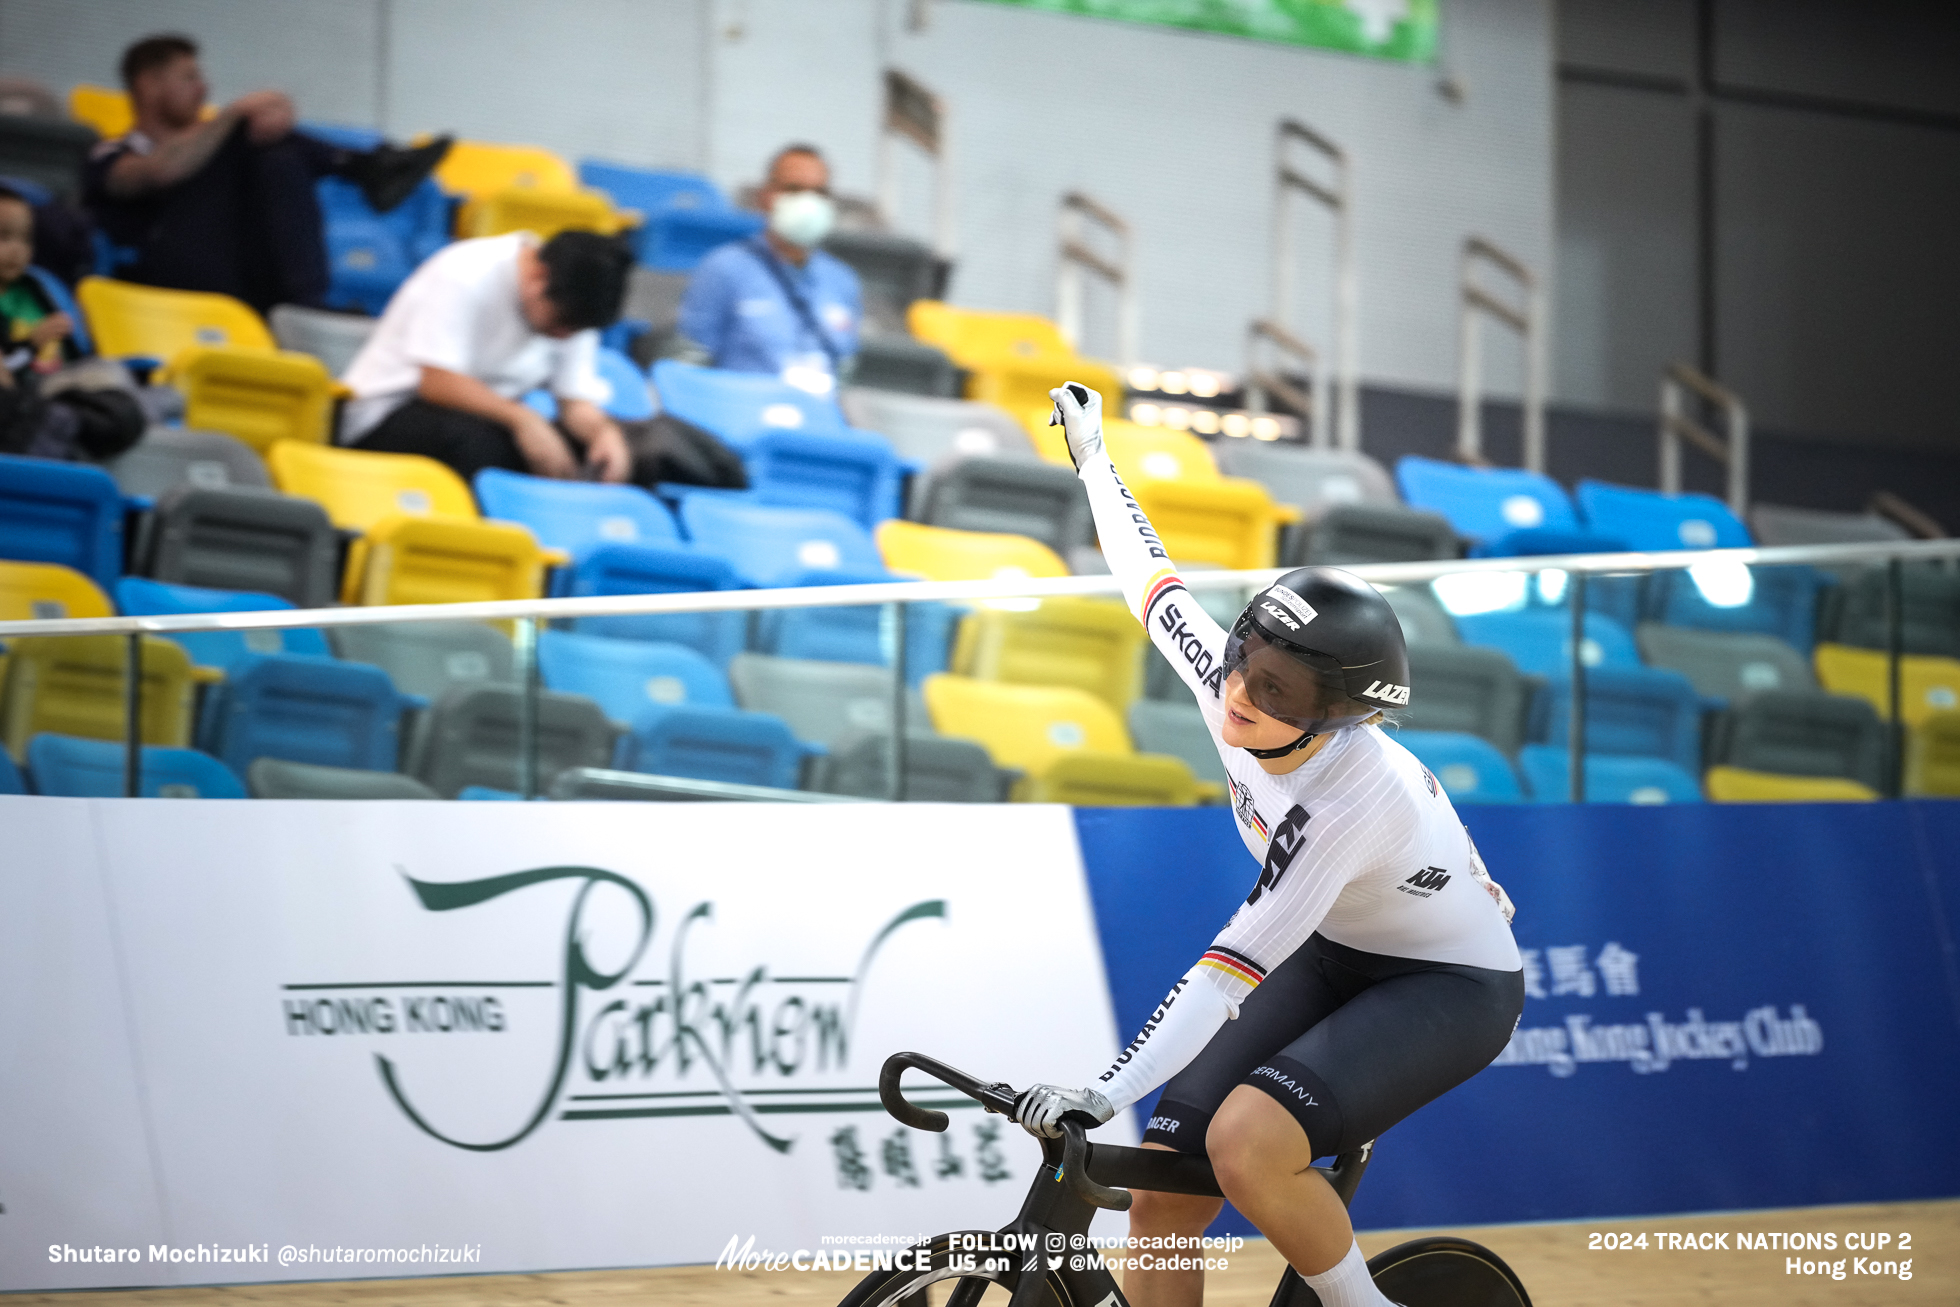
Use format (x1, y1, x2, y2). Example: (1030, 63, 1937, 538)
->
(15, 1199, 1954, 1307)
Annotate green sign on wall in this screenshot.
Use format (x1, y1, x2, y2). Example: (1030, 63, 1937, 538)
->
(968, 0, 1439, 62)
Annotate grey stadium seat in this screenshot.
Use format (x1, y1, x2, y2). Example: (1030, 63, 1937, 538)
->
(405, 685, 618, 798)
(914, 456, 1094, 556)
(1399, 645, 1532, 755)
(106, 428, 271, 499)
(810, 734, 1007, 802)
(1818, 565, 1960, 657)
(141, 486, 339, 607)
(548, 767, 857, 803)
(727, 653, 929, 750)
(329, 621, 515, 702)
(1636, 624, 1816, 703)
(1381, 585, 1459, 647)
(822, 229, 948, 338)
(840, 390, 1037, 466)
(1127, 698, 1227, 786)
(0, 112, 96, 199)
(268, 305, 378, 378)
(1287, 503, 1459, 567)
(248, 758, 439, 800)
(1211, 443, 1397, 517)
(1707, 691, 1888, 791)
(851, 337, 960, 397)
(1748, 503, 1909, 548)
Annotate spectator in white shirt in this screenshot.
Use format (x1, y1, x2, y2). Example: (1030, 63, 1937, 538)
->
(341, 230, 635, 483)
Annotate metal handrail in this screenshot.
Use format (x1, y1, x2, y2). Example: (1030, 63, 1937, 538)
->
(878, 68, 953, 256)
(1245, 317, 1320, 442)
(1056, 192, 1136, 367)
(1659, 361, 1749, 518)
(1261, 119, 1357, 450)
(7, 538, 1960, 641)
(1457, 236, 1546, 471)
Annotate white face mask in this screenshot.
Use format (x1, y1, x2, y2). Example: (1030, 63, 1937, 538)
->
(769, 190, 836, 248)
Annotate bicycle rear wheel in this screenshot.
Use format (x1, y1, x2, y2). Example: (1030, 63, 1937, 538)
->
(835, 1230, 1072, 1307)
(1367, 1236, 1531, 1307)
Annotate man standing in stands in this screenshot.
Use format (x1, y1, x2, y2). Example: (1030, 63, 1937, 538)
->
(339, 229, 637, 485)
(677, 144, 861, 395)
(83, 33, 447, 313)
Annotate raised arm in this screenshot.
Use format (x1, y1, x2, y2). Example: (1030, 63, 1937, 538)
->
(1053, 384, 1230, 726)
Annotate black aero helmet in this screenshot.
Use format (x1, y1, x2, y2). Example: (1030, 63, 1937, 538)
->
(1222, 567, 1411, 746)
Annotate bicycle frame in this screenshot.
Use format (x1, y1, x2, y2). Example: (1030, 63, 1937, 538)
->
(879, 1051, 1375, 1307)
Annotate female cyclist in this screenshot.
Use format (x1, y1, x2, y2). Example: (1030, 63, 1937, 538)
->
(1013, 385, 1524, 1307)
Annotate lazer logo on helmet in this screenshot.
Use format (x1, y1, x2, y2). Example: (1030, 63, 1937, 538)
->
(1263, 584, 1318, 628)
(1360, 679, 1410, 705)
(1259, 601, 1300, 631)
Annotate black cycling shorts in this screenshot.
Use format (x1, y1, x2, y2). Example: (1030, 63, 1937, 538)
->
(1140, 933, 1523, 1159)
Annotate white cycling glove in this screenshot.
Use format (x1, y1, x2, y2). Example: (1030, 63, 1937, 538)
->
(1048, 382, 1105, 470)
(1014, 1083, 1115, 1139)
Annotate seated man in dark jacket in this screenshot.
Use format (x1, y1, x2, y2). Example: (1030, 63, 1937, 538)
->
(83, 33, 447, 312)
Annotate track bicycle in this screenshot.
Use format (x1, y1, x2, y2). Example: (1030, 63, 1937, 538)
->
(837, 1051, 1531, 1307)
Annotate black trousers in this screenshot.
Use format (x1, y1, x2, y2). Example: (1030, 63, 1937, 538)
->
(107, 123, 342, 312)
(352, 399, 581, 485)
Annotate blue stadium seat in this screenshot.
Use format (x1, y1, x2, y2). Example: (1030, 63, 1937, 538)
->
(580, 160, 726, 215)
(560, 544, 748, 663)
(651, 360, 847, 451)
(750, 569, 957, 683)
(1393, 730, 1525, 803)
(1576, 480, 1751, 552)
(1395, 456, 1620, 556)
(0, 454, 125, 588)
(1454, 608, 1640, 678)
(1517, 745, 1703, 805)
(1647, 563, 1824, 654)
(537, 629, 733, 723)
(197, 653, 411, 778)
(679, 496, 884, 587)
(522, 346, 655, 422)
(0, 745, 25, 794)
(305, 123, 453, 315)
(473, 469, 682, 558)
(619, 704, 811, 789)
(458, 786, 523, 800)
(746, 428, 907, 529)
(27, 733, 247, 798)
(113, 577, 328, 671)
(1531, 665, 1704, 773)
(578, 161, 763, 270)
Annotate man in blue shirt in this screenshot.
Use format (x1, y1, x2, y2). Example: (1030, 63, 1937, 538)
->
(676, 144, 861, 396)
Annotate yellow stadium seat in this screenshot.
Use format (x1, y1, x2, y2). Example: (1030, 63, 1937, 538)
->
(76, 279, 335, 449)
(79, 277, 276, 356)
(1085, 418, 1223, 482)
(0, 635, 196, 761)
(952, 597, 1146, 713)
(344, 515, 550, 607)
(877, 520, 1068, 582)
(908, 301, 1125, 419)
(0, 562, 112, 622)
(169, 347, 337, 451)
(923, 674, 1195, 805)
(1904, 711, 1960, 797)
(68, 84, 132, 138)
(1703, 766, 1877, 803)
(456, 187, 636, 241)
(1023, 752, 1198, 806)
(1813, 643, 1960, 728)
(434, 140, 579, 197)
(1132, 479, 1293, 570)
(266, 441, 477, 530)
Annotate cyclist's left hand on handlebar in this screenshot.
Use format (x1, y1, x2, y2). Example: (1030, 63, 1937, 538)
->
(1048, 383, 1104, 471)
(1014, 1083, 1114, 1138)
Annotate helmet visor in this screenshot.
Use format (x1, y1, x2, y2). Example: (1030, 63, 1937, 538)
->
(1222, 615, 1368, 733)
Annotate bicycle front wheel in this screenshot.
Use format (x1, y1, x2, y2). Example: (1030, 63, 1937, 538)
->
(1367, 1236, 1531, 1307)
(835, 1230, 1072, 1307)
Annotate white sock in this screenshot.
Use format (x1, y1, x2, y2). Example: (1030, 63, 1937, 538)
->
(1300, 1240, 1394, 1307)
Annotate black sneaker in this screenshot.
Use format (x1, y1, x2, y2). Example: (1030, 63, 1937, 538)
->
(350, 134, 453, 213)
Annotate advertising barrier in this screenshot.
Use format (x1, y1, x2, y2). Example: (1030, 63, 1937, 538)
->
(0, 799, 1132, 1290)
(1078, 799, 1960, 1233)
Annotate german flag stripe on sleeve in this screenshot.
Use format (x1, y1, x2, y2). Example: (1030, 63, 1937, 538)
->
(1141, 569, 1185, 619)
(1197, 947, 1265, 988)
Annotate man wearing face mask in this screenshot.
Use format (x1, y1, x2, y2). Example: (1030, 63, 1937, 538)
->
(676, 143, 861, 396)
